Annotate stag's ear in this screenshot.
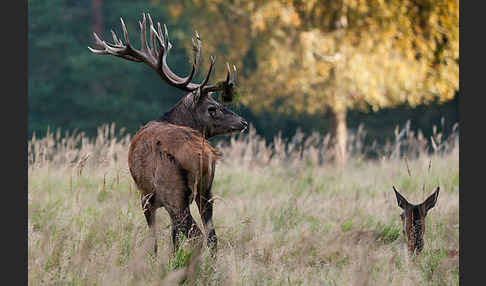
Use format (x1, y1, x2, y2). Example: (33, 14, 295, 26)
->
(219, 63, 238, 103)
(191, 88, 203, 106)
(393, 186, 410, 209)
(422, 186, 440, 213)
(220, 83, 236, 103)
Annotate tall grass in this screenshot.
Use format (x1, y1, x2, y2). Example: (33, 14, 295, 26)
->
(28, 122, 459, 285)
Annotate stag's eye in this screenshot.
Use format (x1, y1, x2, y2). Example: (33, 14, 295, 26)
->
(208, 106, 217, 117)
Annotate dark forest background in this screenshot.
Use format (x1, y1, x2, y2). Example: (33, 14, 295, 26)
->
(28, 0, 458, 148)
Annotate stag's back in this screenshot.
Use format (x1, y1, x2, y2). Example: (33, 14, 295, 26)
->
(128, 121, 220, 200)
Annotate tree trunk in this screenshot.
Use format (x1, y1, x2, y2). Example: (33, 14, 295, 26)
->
(329, 108, 347, 166)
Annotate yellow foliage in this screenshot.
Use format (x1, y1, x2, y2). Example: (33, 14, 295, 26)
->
(167, 3, 183, 19)
(180, 0, 458, 115)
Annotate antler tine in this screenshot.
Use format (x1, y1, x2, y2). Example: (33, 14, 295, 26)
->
(95, 17, 143, 62)
(225, 62, 231, 83)
(139, 13, 151, 57)
(192, 31, 202, 76)
(148, 23, 197, 89)
(110, 30, 121, 46)
(199, 56, 216, 90)
(88, 32, 143, 62)
(148, 23, 192, 88)
(199, 56, 216, 89)
(147, 13, 158, 58)
(153, 23, 201, 89)
(233, 64, 238, 86)
(157, 23, 164, 48)
(90, 32, 106, 50)
(120, 17, 131, 47)
(192, 30, 201, 69)
(151, 24, 169, 67)
(163, 24, 173, 52)
(222, 62, 238, 86)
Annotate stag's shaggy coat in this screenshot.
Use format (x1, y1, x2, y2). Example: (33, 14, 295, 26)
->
(129, 122, 221, 250)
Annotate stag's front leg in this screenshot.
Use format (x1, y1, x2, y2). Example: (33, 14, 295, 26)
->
(195, 191, 217, 255)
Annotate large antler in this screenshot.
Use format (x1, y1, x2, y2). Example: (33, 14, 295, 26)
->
(88, 13, 237, 96)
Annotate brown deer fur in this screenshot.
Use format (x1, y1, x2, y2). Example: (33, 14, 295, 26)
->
(128, 121, 224, 253)
(129, 122, 220, 206)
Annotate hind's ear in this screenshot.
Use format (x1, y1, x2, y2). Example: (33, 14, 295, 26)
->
(422, 186, 440, 213)
(393, 186, 410, 209)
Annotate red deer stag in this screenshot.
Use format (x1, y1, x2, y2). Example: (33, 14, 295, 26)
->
(393, 186, 439, 255)
(88, 13, 248, 255)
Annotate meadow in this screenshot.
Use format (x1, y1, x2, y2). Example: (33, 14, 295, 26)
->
(28, 122, 459, 285)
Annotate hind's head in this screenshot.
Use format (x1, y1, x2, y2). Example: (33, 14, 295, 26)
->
(393, 186, 439, 255)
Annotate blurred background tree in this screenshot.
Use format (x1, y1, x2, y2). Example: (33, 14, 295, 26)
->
(28, 0, 194, 136)
(28, 0, 458, 161)
(176, 0, 458, 165)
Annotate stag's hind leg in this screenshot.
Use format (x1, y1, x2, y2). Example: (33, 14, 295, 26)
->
(158, 172, 202, 252)
(165, 204, 202, 252)
(141, 192, 158, 255)
(153, 151, 203, 253)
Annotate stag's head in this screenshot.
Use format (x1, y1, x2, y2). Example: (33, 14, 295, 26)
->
(393, 186, 439, 255)
(88, 13, 247, 139)
(178, 87, 248, 139)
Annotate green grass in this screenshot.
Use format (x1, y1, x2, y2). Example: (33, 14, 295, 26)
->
(341, 219, 353, 232)
(376, 221, 401, 244)
(28, 125, 459, 285)
(419, 249, 447, 281)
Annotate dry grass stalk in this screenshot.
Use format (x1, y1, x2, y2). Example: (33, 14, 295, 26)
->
(27, 122, 459, 285)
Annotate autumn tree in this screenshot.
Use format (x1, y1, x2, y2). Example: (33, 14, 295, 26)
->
(177, 0, 459, 165)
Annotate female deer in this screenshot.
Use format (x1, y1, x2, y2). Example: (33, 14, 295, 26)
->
(393, 186, 439, 255)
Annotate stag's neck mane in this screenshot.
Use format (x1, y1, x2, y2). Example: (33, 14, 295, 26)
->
(158, 95, 207, 138)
